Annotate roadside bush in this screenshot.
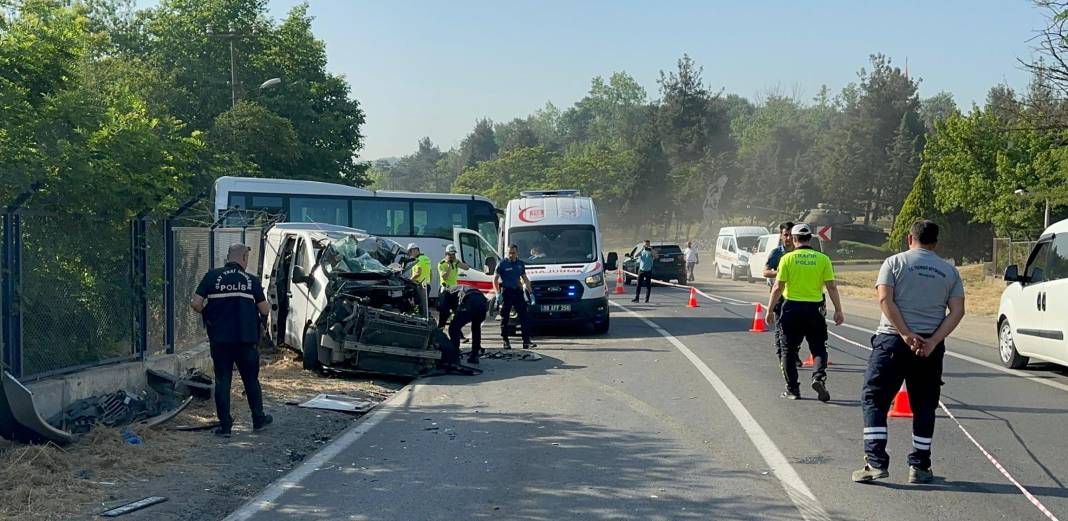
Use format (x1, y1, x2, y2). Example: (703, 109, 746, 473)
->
(835, 240, 894, 261)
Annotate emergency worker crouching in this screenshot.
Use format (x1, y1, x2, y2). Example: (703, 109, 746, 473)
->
(438, 285, 489, 364)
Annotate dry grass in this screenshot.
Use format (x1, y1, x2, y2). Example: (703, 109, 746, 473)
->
(834, 264, 1003, 317)
(0, 351, 401, 521)
(0, 426, 196, 520)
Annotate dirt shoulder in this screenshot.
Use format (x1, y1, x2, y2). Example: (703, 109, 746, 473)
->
(0, 352, 406, 521)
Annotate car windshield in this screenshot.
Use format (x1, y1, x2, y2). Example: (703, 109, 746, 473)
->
(737, 236, 760, 251)
(511, 226, 596, 264)
(653, 245, 682, 255)
(321, 236, 403, 275)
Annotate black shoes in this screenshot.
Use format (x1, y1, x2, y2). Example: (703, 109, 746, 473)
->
(253, 414, 274, 431)
(631, 298, 639, 303)
(811, 379, 830, 402)
(501, 337, 512, 349)
(780, 390, 800, 400)
(213, 425, 232, 438)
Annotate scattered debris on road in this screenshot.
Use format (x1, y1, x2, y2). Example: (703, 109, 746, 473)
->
(99, 496, 168, 517)
(296, 394, 375, 413)
(482, 349, 542, 361)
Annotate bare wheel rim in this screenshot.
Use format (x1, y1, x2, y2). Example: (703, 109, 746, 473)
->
(999, 322, 1014, 363)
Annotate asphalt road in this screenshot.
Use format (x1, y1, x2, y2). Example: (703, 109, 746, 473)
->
(224, 277, 1068, 521)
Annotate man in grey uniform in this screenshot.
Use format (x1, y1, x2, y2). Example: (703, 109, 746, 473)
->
(852, 220, 965, 484)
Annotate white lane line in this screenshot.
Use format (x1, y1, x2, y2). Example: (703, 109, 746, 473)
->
(832, 322, 1068, 395)
(612, 301, 831, 521)
(222, 384, 419, 521)
(826, 330, 1062, 521)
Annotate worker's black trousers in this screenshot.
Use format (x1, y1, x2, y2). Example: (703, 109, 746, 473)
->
(862, 333, 944, 470)
(210, 342, 266, 428)
(499, 287, 531, 343)
(779, 300, 828, 393)
(635, 271, 653, 301)
(450, 300, 487, 359)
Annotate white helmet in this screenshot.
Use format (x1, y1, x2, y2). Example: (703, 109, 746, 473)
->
(445, 244, 458, 254)
(406, 242, 419, 252)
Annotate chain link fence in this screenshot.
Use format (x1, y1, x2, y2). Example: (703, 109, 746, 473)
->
(172, 226, 210, 354)
(18, 213, 138, 379)
(991, 237, 1038, 278)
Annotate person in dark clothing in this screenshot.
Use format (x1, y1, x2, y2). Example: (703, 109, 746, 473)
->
(763, 222, 800, 368)
(494, 244, 536, 349)
(438, 285, 489, 364)
(191, 244, 273, 437)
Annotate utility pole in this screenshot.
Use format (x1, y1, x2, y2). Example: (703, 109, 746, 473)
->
(207, 27, 243, 109)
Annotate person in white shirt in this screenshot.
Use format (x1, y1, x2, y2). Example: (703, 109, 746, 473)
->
(684, 241, 699, 282)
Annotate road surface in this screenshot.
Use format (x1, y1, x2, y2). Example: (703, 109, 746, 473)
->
(223, 278, 1068, 521)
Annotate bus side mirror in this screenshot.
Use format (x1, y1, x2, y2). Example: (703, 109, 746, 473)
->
(605, 252, 618, 271)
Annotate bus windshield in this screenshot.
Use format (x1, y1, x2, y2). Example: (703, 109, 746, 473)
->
(511, 226, 596, 265)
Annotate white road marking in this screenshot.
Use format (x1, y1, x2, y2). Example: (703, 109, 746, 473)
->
(833, 322, 1068, 394)
(612, 301, 831, 521)
(826, 330, 1062, 521)
(222, 384, 419, 521)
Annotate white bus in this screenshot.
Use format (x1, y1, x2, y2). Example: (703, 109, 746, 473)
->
(212, 176, 501, 293)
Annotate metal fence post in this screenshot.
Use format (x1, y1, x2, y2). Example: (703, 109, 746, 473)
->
(130, 215, 149, 358)
(1, 211, 18, 375)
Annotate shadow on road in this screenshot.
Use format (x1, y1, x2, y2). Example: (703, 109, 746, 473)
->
(255, 403, 808, 521)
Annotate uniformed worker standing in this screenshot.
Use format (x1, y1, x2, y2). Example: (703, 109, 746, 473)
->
(436, 244, 470, 328)
(763, 222, 795, 365)
(190, 244, 273, 437)
(438, 285, 489, 364)
(632, 240, 654, 303)
(852, 220, 965, 485)
(406, 243, 432, 287)
(493, 245, 535, 349)
(766, 224, 844, 402)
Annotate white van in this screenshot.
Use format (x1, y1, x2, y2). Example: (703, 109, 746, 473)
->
(714, 226, 768, 281)
(997, 218, 1068, 369)
(748, 233, 825, 283)
(498, 190, 610, 333)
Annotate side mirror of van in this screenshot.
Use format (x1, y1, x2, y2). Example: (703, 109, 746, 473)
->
(605, 252, 618, 271)
(1004, 264, 1023, 283)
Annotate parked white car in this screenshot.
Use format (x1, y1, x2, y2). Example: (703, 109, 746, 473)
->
(714, 226, 767, 281)
(748, 233, 825, 283)
(997, 218, 1068, 368)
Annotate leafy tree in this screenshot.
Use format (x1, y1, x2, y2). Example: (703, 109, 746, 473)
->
(209, 100, 299, 179)
(889, 168, 937, 248)
(452, 146, 557, 205)
(919, 92, 958, 132)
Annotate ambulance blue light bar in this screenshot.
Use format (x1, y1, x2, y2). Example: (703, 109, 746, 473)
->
(519, 189, 581, 198)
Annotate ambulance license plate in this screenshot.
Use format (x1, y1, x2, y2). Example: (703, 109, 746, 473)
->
(541, 304, 572, 312)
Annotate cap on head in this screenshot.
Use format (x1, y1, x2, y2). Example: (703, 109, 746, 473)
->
(790, 223, 812, 236)
(445, 244, 457, 254)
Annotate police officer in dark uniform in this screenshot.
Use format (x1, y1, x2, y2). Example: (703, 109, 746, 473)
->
(763, 222, 795, 365)
(437, 284, 489, 364)
(191, 244, 273, 437)
(493, 244, 536, 349)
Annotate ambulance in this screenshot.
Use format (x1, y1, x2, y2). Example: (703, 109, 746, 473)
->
(496, 190, 611, 334)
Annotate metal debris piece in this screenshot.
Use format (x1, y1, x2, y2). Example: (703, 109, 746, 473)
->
(480, 349, 542, 361)
(169, 420, 220, 432)
(297, 394, 374, 413)
(1, 371, 76, 445)
(99, 496, 168, 517)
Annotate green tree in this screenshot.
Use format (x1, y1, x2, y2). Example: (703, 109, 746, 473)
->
(208, 100, 299, 180)
(889, 168, 937, 249)
(452, 146, 557, 205)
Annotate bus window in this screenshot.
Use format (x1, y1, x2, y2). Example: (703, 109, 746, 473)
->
(413, 201, 467, 238)
(289, 197, 349, 226)
(250, 195, 285, 214)
(353, 199, 411, 236)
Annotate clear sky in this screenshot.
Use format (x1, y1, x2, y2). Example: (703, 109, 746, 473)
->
(162, 1, 1051, 160)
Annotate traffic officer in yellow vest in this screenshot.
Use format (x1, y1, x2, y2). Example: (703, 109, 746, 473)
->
(437, 244, 470, 328)
(406, 243, 432, 286)
(765, 223, 844, 402)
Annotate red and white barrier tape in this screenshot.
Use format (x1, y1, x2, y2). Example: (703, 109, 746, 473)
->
(619, 269, 752, 306)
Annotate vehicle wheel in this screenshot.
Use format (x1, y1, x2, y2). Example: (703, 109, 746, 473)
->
(302, 327, 323, 371)
(999, 320, 1029, 369)
(730, 265, 740, 281)
(714, 264, 723, 279)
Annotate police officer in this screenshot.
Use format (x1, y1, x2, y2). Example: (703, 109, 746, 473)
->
(438, 284, 489, 364)
(493, 244, 535, 349)
(436, 244, 470, 328)
(763, 222, 800, 367)
(632, 240, 654, 303)
(852, 220, 965, 485)
(765, 224, 844, 402)
(190, 244, 273, 437)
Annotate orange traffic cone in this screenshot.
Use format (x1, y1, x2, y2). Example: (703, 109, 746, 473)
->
(802, 354, 832, 367)
(686, 287, 700, 308)
(614, 267, 625, 294)
(888, 383, 913, 418)
(749, 303, 768, 332)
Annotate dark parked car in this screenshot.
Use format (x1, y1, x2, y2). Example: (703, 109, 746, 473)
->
(622, 242, 687, 285)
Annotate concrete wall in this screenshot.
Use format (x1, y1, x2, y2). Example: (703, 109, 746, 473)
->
(26, 343, 214, 420)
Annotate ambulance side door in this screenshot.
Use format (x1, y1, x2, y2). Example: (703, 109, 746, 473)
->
(453, 228, 499, 294)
